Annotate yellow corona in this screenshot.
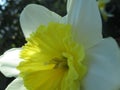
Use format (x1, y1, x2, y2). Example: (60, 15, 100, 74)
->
(17, 22, 87, 90)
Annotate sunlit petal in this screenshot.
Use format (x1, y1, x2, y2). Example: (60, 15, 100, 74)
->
(0, 48, 22, 77)
(20, 4, 61, 37)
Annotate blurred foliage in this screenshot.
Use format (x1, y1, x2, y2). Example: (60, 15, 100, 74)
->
(0, 0, 120, 90)
(102, 0, 120, 45)
(0, 0, 67, 55)
(102, 0, 120, 37)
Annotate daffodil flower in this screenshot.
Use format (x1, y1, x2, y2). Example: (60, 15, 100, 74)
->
(97, 0, 113, 20)
(0, 0, 120, 90)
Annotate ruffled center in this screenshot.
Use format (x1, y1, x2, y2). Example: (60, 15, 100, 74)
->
(17, 22, 87, 90)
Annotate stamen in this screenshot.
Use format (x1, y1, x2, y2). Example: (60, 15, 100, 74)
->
(51, 56, 69, 69)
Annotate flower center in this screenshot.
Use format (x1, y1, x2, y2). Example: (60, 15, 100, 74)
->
(51, 56, 68, 69)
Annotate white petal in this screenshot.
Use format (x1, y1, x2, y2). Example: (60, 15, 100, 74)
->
(83, 38, 120, 90)
(6, 77, 27, 90)
(67, 0, 102, 48)
(20, 4, 62, 37)
(0, 48, 22, 77)
(67, 0, 73, 13)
